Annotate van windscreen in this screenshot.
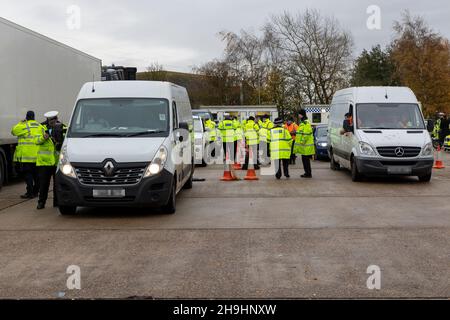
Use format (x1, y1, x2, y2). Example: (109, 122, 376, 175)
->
(356, 103, 425, 130)
(68, 98, 170, 137)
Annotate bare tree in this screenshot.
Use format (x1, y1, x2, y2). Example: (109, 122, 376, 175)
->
(265, 9, 354, 104)
(219, 29, 266, 104)
(144, 62, 167, 81)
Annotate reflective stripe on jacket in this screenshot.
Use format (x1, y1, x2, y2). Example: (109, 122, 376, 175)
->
(34, 125, 57, 166)
(293, 120, 316, 156)
(11, 120, 42, 163)
(218, 120, 235, 143)
(259, 119, 274, 143)
(205, 119, 217, 142)
(270, 127, 292, 160)
(244, 120, 259, 145)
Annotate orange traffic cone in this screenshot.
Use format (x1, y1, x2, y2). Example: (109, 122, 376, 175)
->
(221, 149, 238, 181)
(244, 146, 259, 181)
(433, 145, 445, 169)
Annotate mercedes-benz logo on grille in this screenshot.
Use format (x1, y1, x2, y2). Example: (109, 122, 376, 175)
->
(103, 161, 115, 176)
(395, 147, 405, 157)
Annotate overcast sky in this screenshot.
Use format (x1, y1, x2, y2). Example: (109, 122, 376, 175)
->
(1, 0, 449, 72)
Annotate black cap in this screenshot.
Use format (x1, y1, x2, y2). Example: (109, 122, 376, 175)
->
(26, 110, 35, 120)
(299, 109, 307, 118)
(274, 117, 283, 125)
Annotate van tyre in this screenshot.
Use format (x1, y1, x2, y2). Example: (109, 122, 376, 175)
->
(163, 179, 176, 214)
(330, 150, 340, 171)
(418, 173, 432, 182)
(351, 158, 363, 182)
(59, 206, 77, 215)
(183, 162, 194, 189)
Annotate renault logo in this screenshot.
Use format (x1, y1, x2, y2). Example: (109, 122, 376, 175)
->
(103, 161, 115, 176)
(395, 147, 405, 157)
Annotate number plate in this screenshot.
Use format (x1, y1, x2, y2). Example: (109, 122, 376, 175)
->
(387, 166, 412, 174)
(92, 189, 125, 198)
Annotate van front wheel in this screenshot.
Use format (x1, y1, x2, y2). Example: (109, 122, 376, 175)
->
(162, 179, 176, 214)
(351, 158, 363, 182)
(59, 206, 77, 215)
(330, 150, 340, 171)
(418, 173, 432, 182)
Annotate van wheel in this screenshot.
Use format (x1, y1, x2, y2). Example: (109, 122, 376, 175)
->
(351, 158, 363, 182)
(183, 163, 194, 189)
(330, 150, 340, 171)
(418, 173, 432, 182)
(59, 206, 77, 215)
(162, 180, 176, 214)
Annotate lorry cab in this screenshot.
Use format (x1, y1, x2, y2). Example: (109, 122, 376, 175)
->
(327, 87, 434, 182)
(55, 81, 194, 215)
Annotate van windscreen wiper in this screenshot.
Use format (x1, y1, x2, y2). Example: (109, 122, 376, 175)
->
(82, 133, 125, 138)
(125, 130, 165, 137)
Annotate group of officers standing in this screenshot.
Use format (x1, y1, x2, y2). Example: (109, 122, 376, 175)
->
(11, 110, 66, 210)
(204, 109, 316, 179)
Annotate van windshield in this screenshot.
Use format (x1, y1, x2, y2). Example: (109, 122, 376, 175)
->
(68, 98, 170, 137)
(356, 103, 425, 130)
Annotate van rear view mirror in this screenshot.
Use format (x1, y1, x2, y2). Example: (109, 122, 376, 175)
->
(179, 122, 189, 130)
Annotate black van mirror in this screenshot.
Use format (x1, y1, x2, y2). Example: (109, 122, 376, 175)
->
(179, 122, 189, 130)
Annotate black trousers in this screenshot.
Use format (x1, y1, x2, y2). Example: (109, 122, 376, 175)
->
(222, 142, 235, 162)
(22, 163, 39, 195)
(38, 166, 56, 205)
(275, 159, 290, 178)
(242, 145, 259, 170)
(290, 143, 296, 164)
(301, 155, 312, 176)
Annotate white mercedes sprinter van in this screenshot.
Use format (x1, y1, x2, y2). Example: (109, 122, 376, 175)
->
(55, 81, 194, 215)
(327, 87, 434, 182)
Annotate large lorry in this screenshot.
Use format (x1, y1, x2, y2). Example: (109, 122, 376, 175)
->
(0, 17, 101, 188)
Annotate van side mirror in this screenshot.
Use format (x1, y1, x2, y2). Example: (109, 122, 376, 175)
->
(179, 122, 189, 131)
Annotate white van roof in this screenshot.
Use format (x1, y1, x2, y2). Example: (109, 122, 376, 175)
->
(334, 87, 418, 104)
(77, 81, 185, 100)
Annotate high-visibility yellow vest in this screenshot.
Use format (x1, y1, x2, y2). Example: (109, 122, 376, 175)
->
(218, 120, 235, 143)
(259, 119, 274, 143)
(34, 123, 67, 166)
(244, 120, 259, 145)
(270, 127, 292, 159)
(205, 119, 217, 142)
(293, 120, 316, 156)
(11, 120, 42, 163)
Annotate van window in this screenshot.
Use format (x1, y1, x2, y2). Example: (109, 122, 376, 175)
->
(356, 103, 425, 129)
(172, 102, 178, 129)
(68, 98, 169, 137)
(312, 113, 322, 123)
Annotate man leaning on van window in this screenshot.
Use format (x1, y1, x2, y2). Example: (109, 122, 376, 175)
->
(341, 112, 354, 135)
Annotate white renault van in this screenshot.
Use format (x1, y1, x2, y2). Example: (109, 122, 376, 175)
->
(55, 81, 194, 215)
(327, 87, 434, 182)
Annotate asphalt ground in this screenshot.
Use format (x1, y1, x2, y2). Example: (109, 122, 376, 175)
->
(0, 153, 449, 299)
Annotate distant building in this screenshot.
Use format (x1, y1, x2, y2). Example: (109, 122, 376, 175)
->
(303, 105, 330, 126)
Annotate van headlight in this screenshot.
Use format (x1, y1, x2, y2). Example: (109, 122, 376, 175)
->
(59, 146, 76, 178)
(359, 142, 376, 156)
(144, 146, 168, 177)
(421, 142, 433, 156)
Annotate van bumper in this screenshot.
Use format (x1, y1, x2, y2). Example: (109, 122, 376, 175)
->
(55, 169, 173, 208)
(355, 157, 434, 176)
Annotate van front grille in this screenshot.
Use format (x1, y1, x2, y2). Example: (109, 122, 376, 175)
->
(376, 146, 421, 158)
(75, 166, 146, 185)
